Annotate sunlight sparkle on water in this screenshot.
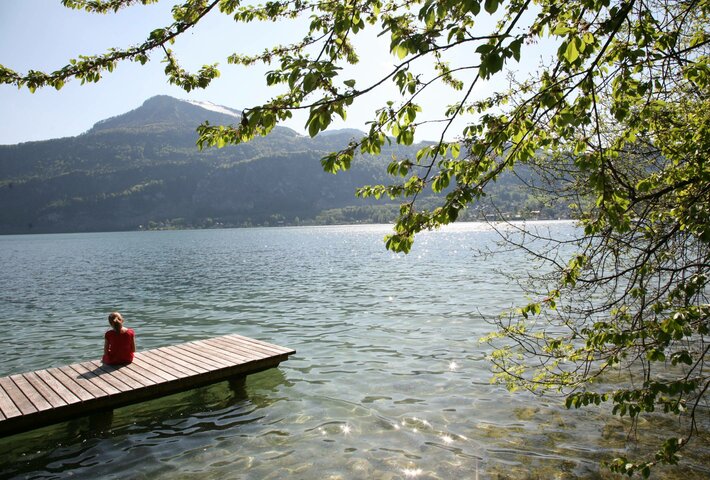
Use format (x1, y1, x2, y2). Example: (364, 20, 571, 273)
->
(448, 361, 459, 371)
(341, 424, 351, 434)
(402, 467, 423, 478)
(441, 435, 454, 444)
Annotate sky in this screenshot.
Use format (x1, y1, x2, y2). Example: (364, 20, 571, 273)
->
(0, 1, 550, 146)
(0, 1, 307, 144)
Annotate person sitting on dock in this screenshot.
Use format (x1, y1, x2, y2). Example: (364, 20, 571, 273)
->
(102, 312, 136, 365)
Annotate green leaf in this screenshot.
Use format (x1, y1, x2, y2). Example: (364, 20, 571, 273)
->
(476, 43, 495, 54)
(307, 114, 321, 137)
(395, 44, 408, 60)
(509, 38, 522, 62)
(647, 349, 666, 362)
(464, 0, 481, 15)
(303, 73, 317, 93)
(564, 39, 579, 63)
(484, 0, 498, 14)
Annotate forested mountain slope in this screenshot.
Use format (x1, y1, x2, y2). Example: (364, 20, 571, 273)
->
(0, 96, 567, 234)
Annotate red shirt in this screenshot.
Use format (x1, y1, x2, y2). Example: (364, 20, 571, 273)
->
(102, 328, 135, 364)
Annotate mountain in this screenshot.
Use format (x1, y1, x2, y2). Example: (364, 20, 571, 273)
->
(0, 95, 569, 235)
(0, 96, 409, 234)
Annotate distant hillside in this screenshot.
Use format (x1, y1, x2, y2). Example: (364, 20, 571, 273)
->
(0, 96, 569, 234)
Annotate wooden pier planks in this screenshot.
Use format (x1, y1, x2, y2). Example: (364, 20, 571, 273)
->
(0, 334, 295, 437)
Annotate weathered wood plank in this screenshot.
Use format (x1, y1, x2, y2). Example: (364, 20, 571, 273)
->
(202, 337, 258, 359)
(47, 368, 94, 402)
(142, 349, 207, 375)
(0, 377, 37, 415)
(187, 341, 251, 365)
(68, 364, 122, 395)
(218, 336, 292, 360)
(110, 363, 158, 387)
(207, 337, 269, 360)
(153, 345, 216, 373)
(57, 366, 108, 398)
(0, 333, 294, 437)
(123, 361, 175, 384)
(75, 362, 131, 393)
(201, 342, 267, 368)
(23, 372, 67, 409)
(197, 339, 256, 360)
(151, 347, 212, 374)
(180, 342, 238, 367)
(218, 334, 277, 353)
(169, 344, 231, 370)
(150, 347, 210, 375)
(88, 361, 147, 389)
(226, 334, 293, 355)
(34, 369, 82, 404)
(9, 375, 52, 412)
(0, 383, 22, 418)
(136, 352, 194, 378)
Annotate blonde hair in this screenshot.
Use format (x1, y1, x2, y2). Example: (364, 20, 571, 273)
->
(108, 311, 124, 332)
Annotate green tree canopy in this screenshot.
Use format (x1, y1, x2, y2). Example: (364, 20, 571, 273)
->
(2, 0, 708, 475)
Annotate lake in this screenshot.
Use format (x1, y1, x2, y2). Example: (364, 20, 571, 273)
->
(0, 223, 707, 479)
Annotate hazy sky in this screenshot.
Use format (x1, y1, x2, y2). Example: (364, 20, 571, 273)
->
(0, 1, 307, 144)
(0, 1, 548, 146)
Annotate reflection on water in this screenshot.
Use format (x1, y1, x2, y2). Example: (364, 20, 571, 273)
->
(0, 223, 707, 479)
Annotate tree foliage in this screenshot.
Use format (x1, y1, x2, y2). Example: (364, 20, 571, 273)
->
(2, 0, 708, 475)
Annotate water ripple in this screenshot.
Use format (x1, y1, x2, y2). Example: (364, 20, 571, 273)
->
(0, 223, 708, 479)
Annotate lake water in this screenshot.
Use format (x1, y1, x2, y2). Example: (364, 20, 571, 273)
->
(0, 223, 707, 479)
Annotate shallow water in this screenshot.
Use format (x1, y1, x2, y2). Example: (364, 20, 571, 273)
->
(0, 223, 707, 479)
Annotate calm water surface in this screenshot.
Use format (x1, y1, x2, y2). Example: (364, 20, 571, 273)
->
(0, 223, 707, 479)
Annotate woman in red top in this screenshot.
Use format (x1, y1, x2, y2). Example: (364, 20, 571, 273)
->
(102, 312, 136, 364)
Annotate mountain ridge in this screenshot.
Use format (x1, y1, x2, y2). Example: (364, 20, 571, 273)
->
(0, 95, 566, 234)
(0, 96, 402, 234)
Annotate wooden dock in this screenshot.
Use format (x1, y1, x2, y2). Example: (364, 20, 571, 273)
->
(0, 333, 295, 437)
